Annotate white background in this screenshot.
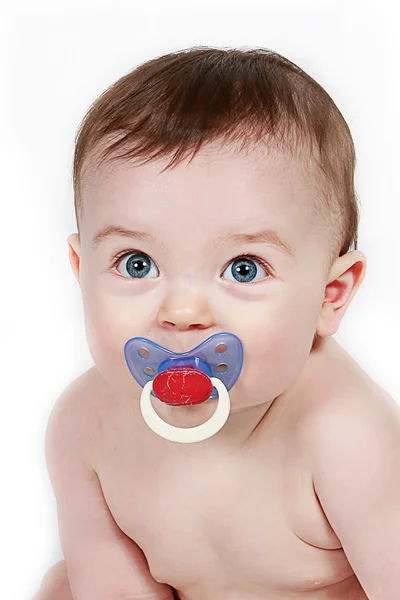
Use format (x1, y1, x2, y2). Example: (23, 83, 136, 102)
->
(1, 1, 399, 598)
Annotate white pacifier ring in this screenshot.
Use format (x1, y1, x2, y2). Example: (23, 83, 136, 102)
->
(140, 377, 231, 443)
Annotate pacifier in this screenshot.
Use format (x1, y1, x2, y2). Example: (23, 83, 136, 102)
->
(124, 332, 244, 444)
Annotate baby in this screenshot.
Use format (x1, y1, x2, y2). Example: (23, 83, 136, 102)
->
(33, 47, 400, 600)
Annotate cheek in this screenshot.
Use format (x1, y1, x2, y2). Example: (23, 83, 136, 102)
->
(234, 290, 320, 396)
(80, 280, 146, 393)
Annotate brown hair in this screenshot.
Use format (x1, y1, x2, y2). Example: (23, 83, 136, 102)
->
(72, 46, 360, 265)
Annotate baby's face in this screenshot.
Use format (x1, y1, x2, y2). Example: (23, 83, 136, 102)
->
(73, 144, 331, 410)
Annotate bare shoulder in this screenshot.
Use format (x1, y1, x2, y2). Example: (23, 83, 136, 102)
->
(297, 336, 400, 455)
(45, 366, 114, 469)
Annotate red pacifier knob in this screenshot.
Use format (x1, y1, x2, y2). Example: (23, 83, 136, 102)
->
(152, 366, 213, 406)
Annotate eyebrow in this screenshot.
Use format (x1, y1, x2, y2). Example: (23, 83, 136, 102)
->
(92, 224, 294, 256)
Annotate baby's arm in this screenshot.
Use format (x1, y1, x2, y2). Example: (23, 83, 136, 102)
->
(45, 388, 175, 600)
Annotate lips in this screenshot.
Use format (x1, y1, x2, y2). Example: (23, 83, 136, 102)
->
(152, 366, 213, 406)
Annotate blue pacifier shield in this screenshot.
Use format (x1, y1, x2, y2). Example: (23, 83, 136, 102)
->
(124, 332, 244, 400)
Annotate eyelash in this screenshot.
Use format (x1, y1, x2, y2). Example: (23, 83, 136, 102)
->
(110, 249, 273, 280)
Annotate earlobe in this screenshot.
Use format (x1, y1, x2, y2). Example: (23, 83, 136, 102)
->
(316, 250, 367, 337)
(67, 233, 81, 283)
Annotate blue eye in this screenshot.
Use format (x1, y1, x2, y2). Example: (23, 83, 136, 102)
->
(114, 252, 270, 283)
(221, 256, 269, 283)
(116, 252, 159, 279)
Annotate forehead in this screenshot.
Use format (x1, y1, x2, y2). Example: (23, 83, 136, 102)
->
(80, 142, 318, 248)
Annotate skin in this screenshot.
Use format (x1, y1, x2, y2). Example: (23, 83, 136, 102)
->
(68, 142, 365, 453)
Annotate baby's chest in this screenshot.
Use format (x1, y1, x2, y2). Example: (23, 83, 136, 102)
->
(102, 451, 353, 597)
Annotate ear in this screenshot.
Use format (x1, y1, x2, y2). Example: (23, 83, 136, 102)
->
(316, 250, 367, 337)
(67, 233, 81, 284)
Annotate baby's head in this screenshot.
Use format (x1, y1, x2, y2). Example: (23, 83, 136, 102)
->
(68, 47, 366, 416)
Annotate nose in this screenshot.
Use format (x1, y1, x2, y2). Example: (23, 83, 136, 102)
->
(157, 284, 215, 331)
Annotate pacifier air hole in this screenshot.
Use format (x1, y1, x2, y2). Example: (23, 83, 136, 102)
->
(143, 366, 155, 376)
